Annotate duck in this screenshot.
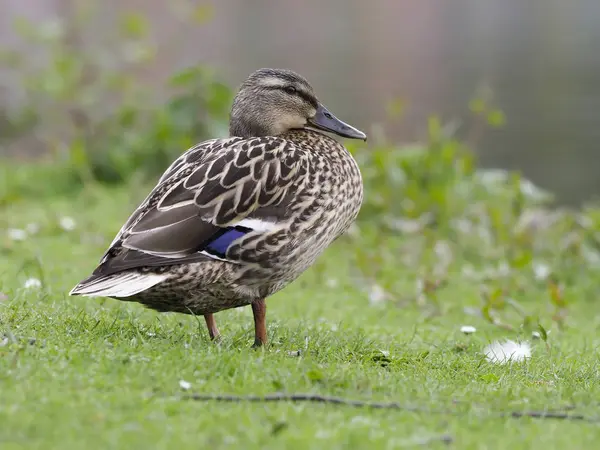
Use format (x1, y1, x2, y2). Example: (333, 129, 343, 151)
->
(69, 68, 366, 347)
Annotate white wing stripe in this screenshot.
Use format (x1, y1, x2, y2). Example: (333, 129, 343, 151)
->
(236, 218, 279, 232)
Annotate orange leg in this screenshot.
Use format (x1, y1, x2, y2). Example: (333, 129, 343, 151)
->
(204, 314, 220, 341)
(251, 299, 267, 347)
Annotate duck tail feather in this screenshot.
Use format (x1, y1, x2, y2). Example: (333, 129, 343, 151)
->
(69, 271, 168, 298)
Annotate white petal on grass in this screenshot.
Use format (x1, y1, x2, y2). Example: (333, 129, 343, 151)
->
(8, 228, 27, 241)
(484, 340, 531, 364)
(460, 325, 476, 334)
(497, 262, 511, 277)
(451, 218, 474, 235)
(350, 416, 374, 426)
(389, 213, 433, 234)
(326, 278, 339, 288)
(461, 265, 477, 280)
(463, 307, 483, 318)
(179, 380, 192, 390)
(23, 278, 42, 289)
(368, 284, 386, 305)
(390, 218, 423, 234)
(26, 223, 40, 234)
(415, 278, 424, 294)
(533, 262, 551, 281)
(315, 429, 333, 440)
(59, 216, 77, 231)
(434, 240, 453, 265)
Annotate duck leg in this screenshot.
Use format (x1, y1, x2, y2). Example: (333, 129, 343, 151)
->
(203, 314, 220, 341)
(251, 299, 267, 347)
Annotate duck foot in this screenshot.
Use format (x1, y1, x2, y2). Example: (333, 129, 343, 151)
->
(251, 299, 267, 348)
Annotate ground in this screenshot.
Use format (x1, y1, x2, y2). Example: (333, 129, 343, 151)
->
(1, 179, 600, 450)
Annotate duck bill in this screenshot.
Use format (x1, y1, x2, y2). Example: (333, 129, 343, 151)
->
(307, 103, 367, 141)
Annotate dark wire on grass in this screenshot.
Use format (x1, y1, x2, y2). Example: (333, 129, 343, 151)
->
(179, 393, 598, 423)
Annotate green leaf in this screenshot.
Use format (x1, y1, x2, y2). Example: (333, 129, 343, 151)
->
(120, 13, 149, 39)
(487, 109, 506, 128)
(537, 323, 548, 342)
(428, 116, 442, 141)
(169, 67, 205, 87)
(13, 17, 41, 40)
(511, 251, 533, 269)
(306, 369, 324, 383)
(385, 98, 406, 119)
(193, 5, 215, 24)
(0, 49, 23, 67)
(469, 98, 486, 114)
(370, 350, 392, 366)
(480, 373, 500, 383)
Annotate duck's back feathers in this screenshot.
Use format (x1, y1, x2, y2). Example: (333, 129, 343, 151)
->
(75, 135, 309, 286)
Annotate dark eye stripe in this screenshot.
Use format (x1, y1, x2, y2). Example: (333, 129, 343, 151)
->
(264, 85, 318, 109)
(296, 90, 319, 109)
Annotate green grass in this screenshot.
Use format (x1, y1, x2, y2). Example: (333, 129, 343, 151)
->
(2, 179, 600, 450)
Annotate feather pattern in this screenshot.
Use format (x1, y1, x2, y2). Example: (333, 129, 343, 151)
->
(71, 129, 362, 314)
(70, 68, 365, 327)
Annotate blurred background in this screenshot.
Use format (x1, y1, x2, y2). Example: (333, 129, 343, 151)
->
(1, 0, 599, 204)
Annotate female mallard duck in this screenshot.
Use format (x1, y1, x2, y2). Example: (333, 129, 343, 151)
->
(70, 68, 366, 347)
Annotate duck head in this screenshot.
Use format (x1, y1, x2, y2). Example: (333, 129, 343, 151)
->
(229, 68, 366, 141)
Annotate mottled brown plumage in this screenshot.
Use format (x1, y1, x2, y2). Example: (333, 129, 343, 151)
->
(70, 68, 366, 346)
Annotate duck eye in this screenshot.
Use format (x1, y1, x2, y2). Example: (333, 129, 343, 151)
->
(284, 86, 297, 95)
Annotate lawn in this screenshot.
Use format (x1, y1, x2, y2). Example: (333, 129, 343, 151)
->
(1, 169, 600, 449)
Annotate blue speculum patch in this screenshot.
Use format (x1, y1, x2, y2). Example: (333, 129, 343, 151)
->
(205, 227, 250, 256)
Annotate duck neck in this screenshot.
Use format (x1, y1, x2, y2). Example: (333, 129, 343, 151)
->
(229, 119, 272, 138)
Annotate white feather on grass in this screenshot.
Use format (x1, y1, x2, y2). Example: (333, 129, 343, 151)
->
(484, 340, 531, 364)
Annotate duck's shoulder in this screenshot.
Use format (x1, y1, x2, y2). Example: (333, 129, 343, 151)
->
(162, 135, 311, 183)
(157, 137, 244, 185)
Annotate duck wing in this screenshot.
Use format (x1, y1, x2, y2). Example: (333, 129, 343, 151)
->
(87, 136, 308, 277)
